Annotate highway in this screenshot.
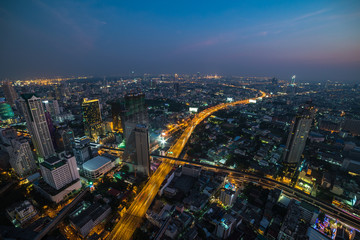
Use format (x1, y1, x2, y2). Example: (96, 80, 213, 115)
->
(107, 88, 266, 239)
(150, 154, 360, 230)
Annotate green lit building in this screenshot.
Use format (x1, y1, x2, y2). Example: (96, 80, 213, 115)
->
(0, 102, 14, 121)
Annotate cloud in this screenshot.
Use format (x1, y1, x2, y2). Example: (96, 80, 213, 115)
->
(292, 8, 331, 22)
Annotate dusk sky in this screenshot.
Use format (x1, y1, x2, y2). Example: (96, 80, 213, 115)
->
(1, 0, 360, 82)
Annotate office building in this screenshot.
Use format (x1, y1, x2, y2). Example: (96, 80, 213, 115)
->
(216, 214, 236, 239)
(174, 82, 180, 96)
(133, 125, 150, 176)
(8, 138, 37, 178)
(17, 94, 55, 161)
(125, 124, 150, 176)
(54, 126, 74, 153)
(81, 98, 103, 140)
(182, 164, 201, 178)
(0, 128, 37, 178)
(40, 153, 80, 190)
(283, 102, 315, 176)
(36, 153, 81, 203)
(73, 137, 92, 166)
(2, 81, 18, 106)
(219, 188, 237, 206)
(122, 92, 148, 129)
(134, 125, 150, 176)
(150, 78, 157, 89)
(110, 99, 124, 133)
(121, 93, 149, 164)
(6, 200, 37, 227)
(43, 100, 60, 117)
(69, 201, 111, 237)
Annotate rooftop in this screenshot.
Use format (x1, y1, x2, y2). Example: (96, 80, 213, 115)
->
(83, 155, 111, 171)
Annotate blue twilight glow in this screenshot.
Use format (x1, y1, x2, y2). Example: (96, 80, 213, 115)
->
(0, 0, 359, 81)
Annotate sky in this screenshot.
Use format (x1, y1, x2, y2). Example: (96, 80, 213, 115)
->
(0, 0, 360, 82)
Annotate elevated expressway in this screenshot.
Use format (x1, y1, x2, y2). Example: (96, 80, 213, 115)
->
(107, 89, 266, 239)
(150, 154, 360, 230)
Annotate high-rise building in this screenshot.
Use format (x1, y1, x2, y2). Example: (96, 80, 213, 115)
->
(18, 94, 55, 161)
(219, 188, 237, 206)
(81, 98, 103, 139)
(54, 126, 74, 153)
(110, 99, 124, 133)
(121, 92, 148, 140)
(2, 81, 18, 106)
(134, 125, 150, 176)
(215, 214, 236, 239)
(150, 78, 157, 90)
(290, 75, 296, 86)
(36, 153, 81, 203)
(8, 138, 37, 178)
(124, 124, 150, 176)
(271, 77, 279, 85)
(0, 102, 15, 122)
(40, 153, 80, 190)
(73, 137, 92, 166)
(174, 83, 180, 96)
(43, 100, 60, 117)
(283, 102, 315, 176)
(0, 128, 37, 178)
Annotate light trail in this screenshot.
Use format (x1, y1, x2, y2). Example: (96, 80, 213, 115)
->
(107, 88, 266, 240)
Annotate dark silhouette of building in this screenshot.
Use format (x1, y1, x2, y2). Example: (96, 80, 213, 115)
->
(2, 81, 18, 106)
(174, 83, 180, 96)
(283, 101, 315, 179)
(110, 99, 124, 133)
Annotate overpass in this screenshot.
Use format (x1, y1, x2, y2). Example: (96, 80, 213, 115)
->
(34, 187, 90, 240)
(151, 154, 360, 230)
(100, 147, 360, 230)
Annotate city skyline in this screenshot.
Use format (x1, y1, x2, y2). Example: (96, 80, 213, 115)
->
(1, 1, 360, 239)
(1, 0, 360, 82)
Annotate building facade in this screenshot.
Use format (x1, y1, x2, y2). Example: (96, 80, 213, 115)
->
(81, 98, 103, 140)
(18, 94, 55, 161)
(2, 81, 18, 106)
(134, 125, 150, 176)
(283, 102, 315, 178)
(40, 154, 80, 190)
(82, 155, 115, 180)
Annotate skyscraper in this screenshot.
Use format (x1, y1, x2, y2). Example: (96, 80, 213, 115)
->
(0, 128, 37, 178)
(73, 137, 92, 166)
(18, 94, 55, 161)
(40, 154, 80, 190)
(54, 126, 74, 153)
(122, 92, 148, 140)
(36, 153, 81, 203)
(81, 98, 102, 139)
(134, 125, 150, 176)
(110, 99, 124, 133)
(2, 81, 18, 106)
(174, 82, 180, 96)
(43, 100, 61, 117)
(283, 102, 315, 177)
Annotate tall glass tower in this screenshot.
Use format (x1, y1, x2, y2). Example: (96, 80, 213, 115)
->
(283, 101, 315, 178)
(18, 94, 55, 161)
(81, 98, 102, 139)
